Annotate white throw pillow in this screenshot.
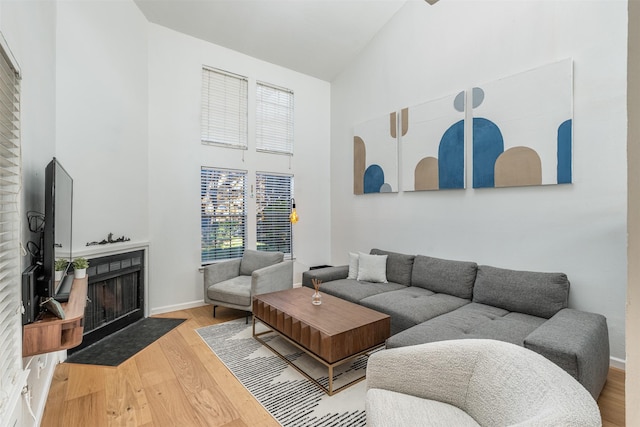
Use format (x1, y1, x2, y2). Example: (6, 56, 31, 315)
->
(357, 252, 388, 283)
(347, 252, 359, 279)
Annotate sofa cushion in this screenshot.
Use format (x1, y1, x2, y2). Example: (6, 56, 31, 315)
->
(239, 249, 284, 276)
(386, 303, 546, 349)
(411, 255, 477, 299)
(370, 249, 415, 286)
(357, 253, 388, 283)
(317, 278, 406, 304)
(205, 275, 252, 307)
(360, 287, 470, 335)
(472, 265, 569, 319)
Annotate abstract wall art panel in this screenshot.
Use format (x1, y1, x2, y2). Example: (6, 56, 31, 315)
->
(400, 91, 466, 191)
(353, 112, 399, 194)
(471, 58, 573, 188)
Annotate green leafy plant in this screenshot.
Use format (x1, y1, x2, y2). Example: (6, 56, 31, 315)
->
(54, 258, 69, 271)
(72, 257, 89, 270)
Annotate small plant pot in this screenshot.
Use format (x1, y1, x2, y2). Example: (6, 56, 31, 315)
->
(74, 268, 87, 279)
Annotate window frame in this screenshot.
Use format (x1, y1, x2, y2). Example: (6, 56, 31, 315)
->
(256, 81, 294, 155)
(200, 167, 247, 264)
(255, 172, 293, 257)
(201, 66, 248, 150)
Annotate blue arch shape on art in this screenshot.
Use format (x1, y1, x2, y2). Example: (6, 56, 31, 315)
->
(363, 164, 385, 193)
(438, 119, 465, 189)
(473, 117, 504, 188)
(557, 119, 572, 184)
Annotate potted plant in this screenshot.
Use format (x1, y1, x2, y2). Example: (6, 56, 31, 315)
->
(72, 257, 89, 279)
(54, 258, 68, 282)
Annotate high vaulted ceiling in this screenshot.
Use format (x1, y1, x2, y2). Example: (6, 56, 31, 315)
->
(134, 0, 410, 81)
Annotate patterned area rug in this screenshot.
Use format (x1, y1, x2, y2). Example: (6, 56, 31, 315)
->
(197, 318, 368, 427)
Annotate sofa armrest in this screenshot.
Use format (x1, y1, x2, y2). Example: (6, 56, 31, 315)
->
(251, 260, 294, 295)
(524, 308, 609, 399)
(301, 265, 349, 288)
(203, 259, 242, 294)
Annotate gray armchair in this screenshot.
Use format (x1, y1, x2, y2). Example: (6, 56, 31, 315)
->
(366, 339, 601, 427)
(203, 249, 293, 323)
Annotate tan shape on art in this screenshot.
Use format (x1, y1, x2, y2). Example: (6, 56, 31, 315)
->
(494, 146, 542, 187)
(390, 112, 397, 139)
(401, 108, 409, 136)
(414, 157, 439, 191)
(354, 136, 366, 195)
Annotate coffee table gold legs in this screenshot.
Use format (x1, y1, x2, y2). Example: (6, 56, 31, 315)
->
(252, 316, 381, 396)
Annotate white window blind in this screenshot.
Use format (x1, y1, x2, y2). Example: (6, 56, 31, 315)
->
(256, 173, 292, 256)
(256, 82, 294, 155)
(201, 67, 248, 149)
(0, 35, 22, 422)
(201, 167, 246, 263)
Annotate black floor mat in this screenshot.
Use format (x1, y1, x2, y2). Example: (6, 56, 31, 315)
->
(65, 317, 186, 366)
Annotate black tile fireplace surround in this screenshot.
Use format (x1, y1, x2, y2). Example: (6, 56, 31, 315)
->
(68, 250, 145, 354)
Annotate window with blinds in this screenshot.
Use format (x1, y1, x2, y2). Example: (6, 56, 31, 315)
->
(256, 82, 294, 155)
(0, 36, 22, 422)
(201, 167, 247, 264)
(201, 67, 248, 149)
(256, 173, 292, 256)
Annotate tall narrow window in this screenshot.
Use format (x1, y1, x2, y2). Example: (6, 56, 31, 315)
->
(201, 168, 247, 263)
(201, 67, 248, 149)
(256, 173, 293, 256)
(0, 35, 23, 421)
(256, 82, 294, 155)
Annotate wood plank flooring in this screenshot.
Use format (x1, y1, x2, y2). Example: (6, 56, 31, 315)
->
(40, 305, 626, 426)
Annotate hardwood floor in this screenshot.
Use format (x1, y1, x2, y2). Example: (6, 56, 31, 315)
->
(41, 305, 626, 426)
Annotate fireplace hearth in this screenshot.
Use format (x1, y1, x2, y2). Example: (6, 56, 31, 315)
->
(68, 250, 144, 354)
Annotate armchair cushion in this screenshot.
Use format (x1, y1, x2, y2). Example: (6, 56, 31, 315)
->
(240, 249, 284, 276)
(206, 276, 252, 307)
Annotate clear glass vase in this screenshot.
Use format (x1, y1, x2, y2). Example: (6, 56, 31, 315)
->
(312, 290, 322, 305)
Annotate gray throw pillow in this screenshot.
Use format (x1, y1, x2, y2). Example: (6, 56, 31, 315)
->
(239, 249, 284, 276)
(370, 248, 415, 286)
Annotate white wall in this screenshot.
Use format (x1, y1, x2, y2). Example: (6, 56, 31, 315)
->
(331, 0, 628, 360)
(0, 0, 148, 424)
(0, 0, 59, 425)
(627, 0, 639, 422)
(147, 25, 331, 313)
(55, 0, 149, 251)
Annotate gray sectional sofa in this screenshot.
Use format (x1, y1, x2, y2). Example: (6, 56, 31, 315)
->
(301, 248, 610, 399)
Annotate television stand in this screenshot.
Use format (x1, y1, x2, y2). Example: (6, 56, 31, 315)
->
(22, 276, 88, 357)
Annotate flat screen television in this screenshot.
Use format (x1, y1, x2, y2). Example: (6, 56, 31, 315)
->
(39, 157, 73, 298)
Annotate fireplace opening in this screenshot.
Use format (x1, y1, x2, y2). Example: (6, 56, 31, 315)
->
(68, 250, 144, 354)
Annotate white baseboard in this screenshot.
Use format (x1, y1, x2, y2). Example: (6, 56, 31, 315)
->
(610, 356, 625, 371)
(150, 300, 207, 316)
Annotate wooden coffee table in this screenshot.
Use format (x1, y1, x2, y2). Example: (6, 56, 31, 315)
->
(252, 287, 391, 395)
